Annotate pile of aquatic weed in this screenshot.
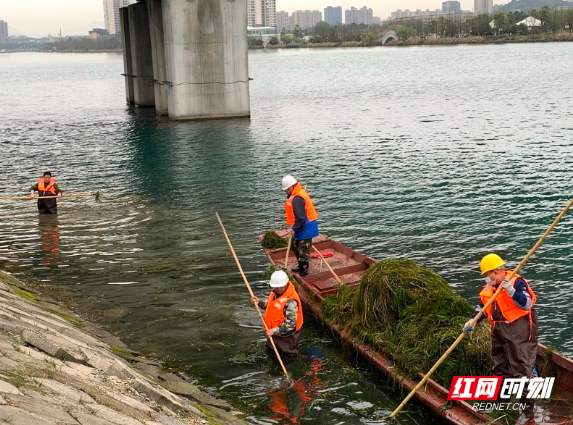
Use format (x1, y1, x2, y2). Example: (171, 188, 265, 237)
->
(260, 231, 288, 249)
(321, 259, 492, 386)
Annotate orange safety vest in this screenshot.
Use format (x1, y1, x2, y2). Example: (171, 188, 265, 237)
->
(37, 178, 57, 195)
(285, 183, 318, 227)
(264, 282, 304, 332)
(479, 270, 537, 324)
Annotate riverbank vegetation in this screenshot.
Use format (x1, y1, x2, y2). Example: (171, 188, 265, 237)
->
(251, 6, 573, 49)
(40, 36, 122, 52)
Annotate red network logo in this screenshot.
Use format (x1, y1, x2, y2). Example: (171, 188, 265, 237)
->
(448, 376, 503, 400)
(447, 376, 555, 401)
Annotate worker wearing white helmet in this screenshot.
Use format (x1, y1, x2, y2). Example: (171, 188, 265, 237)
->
(251, 270, 304, 358)
(281, 175, 319, 277)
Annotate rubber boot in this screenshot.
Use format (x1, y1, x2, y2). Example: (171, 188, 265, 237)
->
(516, 395, 535, 424)
(299, 261, 309, 277)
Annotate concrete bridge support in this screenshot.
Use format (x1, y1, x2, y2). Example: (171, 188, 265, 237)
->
(128, 2, 155, 107)
(162, 0, 251, 120)
(119, 7, 134, 104)
(147, 0, 169, 115)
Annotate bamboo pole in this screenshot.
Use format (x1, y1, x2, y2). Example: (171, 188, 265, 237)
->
(312, 245, 343, 286)
(215, 213, 289, 378)
(284, 234, 293, 270)
(390, 197, 573, 418)
(0, 193, 96, 200)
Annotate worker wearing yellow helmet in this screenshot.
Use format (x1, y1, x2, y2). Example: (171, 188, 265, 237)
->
(463, 253, 538, 425)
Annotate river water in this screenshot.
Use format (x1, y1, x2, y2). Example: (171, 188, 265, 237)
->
(0, 44, 572, 424)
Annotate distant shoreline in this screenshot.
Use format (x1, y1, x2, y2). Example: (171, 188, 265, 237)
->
(0, 49, 123, 54)
(254, 32, 573, 50)
(42, 49, 123, 53)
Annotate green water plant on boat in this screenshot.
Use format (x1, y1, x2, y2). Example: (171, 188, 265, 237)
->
(260, 231, 288, 249)
(321, 259, 492, 387)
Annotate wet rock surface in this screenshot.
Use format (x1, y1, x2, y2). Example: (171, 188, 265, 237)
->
(0, 271, 246, 425)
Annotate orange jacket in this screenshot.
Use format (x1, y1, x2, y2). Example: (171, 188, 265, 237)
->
(37, 178, 57, 195)
(479, 270, 537, 324)
(285, 183, 318, 227)
(264, 282, 304, 332)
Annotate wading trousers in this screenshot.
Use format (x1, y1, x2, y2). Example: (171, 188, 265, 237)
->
(491, 310, 538, 419)
(266, 329, 302, 359)
(37, 197, 58, 214)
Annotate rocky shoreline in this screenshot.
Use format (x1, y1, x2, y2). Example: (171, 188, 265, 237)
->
(0, 270, 248, 425)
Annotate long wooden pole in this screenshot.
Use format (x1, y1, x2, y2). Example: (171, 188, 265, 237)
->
(215, 213, 289, 378)
(390, 197, 573, 418)
(312, 245, 343, 286)
(0, 193, 96, 200)
(284, 234, 292, 270)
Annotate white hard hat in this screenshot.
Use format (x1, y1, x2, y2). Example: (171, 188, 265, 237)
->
(269, 270, 289, 288)
(282, 175, 297, 191)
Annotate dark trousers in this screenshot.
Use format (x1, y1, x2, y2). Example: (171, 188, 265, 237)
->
(266, 329, 302, 359)
(37, 198, 57, 214)
(292, 239, 312, 263)
(491, 311, 538, 419)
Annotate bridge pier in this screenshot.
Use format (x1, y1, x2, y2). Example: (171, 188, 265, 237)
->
(128, 2, 155, 107)
(147, 0, 168, 115)
(119, 7, 134, 104)
(162, 0, 250, 120)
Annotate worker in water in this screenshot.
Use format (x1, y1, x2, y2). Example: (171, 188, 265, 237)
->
(251, 270, 304, 358)
(30, 172, 62, 214)
(463, 253, 538, 425)
(282, 175, 319, 277)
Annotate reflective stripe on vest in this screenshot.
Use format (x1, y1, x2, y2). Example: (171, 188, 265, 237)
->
(284, 183, 318, 227)
(479, 270, 537, 324)
(263, 282, 304, 332)
(37, 178, 57, 195)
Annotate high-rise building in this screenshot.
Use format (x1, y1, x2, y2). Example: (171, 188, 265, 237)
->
(0, 20, 8, 42)
(262, 0, 276, 27)
(248, 0, 276, 27)
(276, 11, 290, 31)
(390, 8, 445, 19)
(292, 10, 322, 29)
(104, 0, 136, 35)
(442, 1, 461, 14)
(324, 6, 343, 26)
(248, 0, 261, 27)
(345, 6, 373, 25)
(474, 0, 493, 14)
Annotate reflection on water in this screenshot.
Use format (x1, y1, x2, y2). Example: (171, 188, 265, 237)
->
(38, 214, 61, 266)
(0, 47, 572, 424)
(267, 347, 325, 424)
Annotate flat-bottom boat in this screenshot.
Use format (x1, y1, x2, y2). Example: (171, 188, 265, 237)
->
(259, 231, 573, 425)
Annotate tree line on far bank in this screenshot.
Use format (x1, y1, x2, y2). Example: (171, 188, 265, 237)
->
(40, 36, 122, 52)
(256, 7, 573, 48)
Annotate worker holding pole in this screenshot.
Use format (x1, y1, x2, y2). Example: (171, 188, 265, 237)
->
(251, 270, 304, 359)
(282, 175, 319, 277)
(30, 172, 62, 214)
(391, 198, 572, 421)
(463, 253, 538, 425)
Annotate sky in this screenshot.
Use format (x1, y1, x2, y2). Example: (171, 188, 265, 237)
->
(2, 0, 105, 38)
(2, 0, 492, 38)
(276, 0, 479, 16)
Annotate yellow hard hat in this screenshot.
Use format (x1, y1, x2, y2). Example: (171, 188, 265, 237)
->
(479, 253, 506, 275)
